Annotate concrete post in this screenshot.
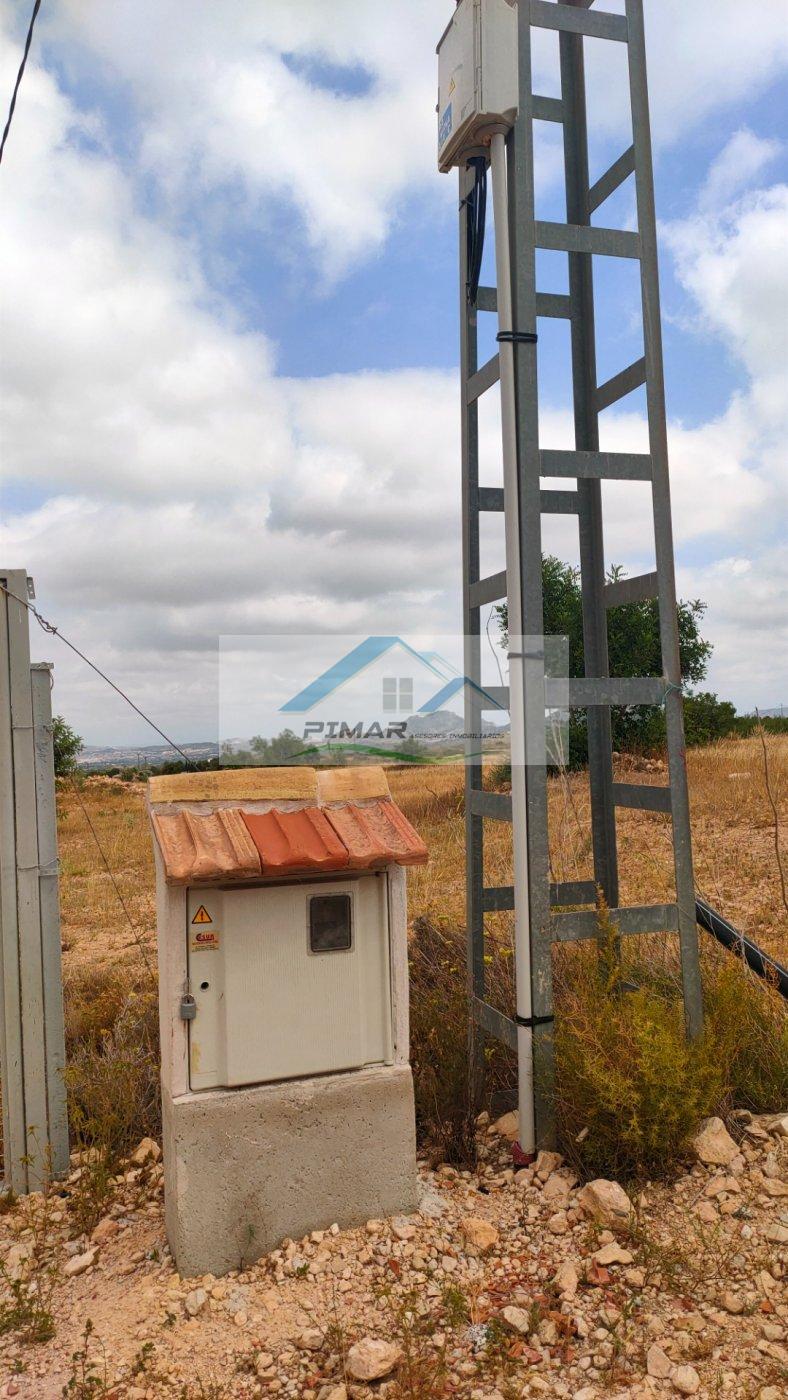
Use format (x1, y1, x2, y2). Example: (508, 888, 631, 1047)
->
(0, 571, 68, 1192)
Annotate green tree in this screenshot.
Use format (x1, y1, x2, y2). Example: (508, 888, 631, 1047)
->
(497, 557, 735, 762)
(52, 716, 82, 776)
(250, 728, 313, 764)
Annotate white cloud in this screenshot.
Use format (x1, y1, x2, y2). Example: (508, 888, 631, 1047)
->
(1, 13, 786, 743)
(698, 128, 781, 211)
(45, 0, 451, 280)
(659, 137, 788, 706)
(31, 0, 788, 278)
(666, 179, 788, 436)
(577, 1, 788, 156)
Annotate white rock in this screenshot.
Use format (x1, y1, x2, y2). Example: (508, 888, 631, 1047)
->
(577, 1179, 633, 1231)
(593, 1243, 633, 1266)
(768, 1115, 788, 1138)
(646, 1344, 673, 1380)
(391, 1216, 417, 1241)
(297, 1329, 323, 1351)
(91, 1217, 119, 1246)
(501, 1305, 531, 1335)
(543, 1171, 576, 1203)
(418, 1184, 446, 1219)
(535, 1150, 563, 1182)
(672, 1364, 700, 1395)
(553, 1260, 579, 1298)
(693, 1117, 738, 1167)
(764, 1222, 788, 1244)
(761, 1177, 788, 1198)
(324, 1388, 347, 1400)
(5, 1244, 31, 1281)
(460, 1216, 499, 1252)
(63, 1248, 97, 1278)
(184, 1287, 208, 1317)
(346, 1338, 402, 1382)
(131, 1136, 161, 1165)
(492, 1110, 519, 1141)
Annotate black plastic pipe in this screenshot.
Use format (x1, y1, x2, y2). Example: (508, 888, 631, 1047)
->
(696, 896, 788, 1000)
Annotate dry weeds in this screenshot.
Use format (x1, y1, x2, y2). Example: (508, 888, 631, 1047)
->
(55, 735, 786, 981)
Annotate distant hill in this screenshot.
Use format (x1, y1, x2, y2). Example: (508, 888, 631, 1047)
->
(77, 742, 219, 771)
(404, 709, 508, 740)
(76, 709, 511, 770)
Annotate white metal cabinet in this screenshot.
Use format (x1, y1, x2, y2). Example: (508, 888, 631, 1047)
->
(437, 0, 519, 171)
(187, 874, 393, 1091)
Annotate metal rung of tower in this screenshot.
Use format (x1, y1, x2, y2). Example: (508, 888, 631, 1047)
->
(460, 0, 704, 1151)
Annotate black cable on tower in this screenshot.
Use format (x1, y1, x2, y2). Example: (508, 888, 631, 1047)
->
(465, 155, 488, 305)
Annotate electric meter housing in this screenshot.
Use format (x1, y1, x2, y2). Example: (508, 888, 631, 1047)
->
(437, 0, 519, 172)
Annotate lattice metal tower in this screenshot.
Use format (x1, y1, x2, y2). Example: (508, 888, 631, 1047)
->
(442, 0, 704, 1153)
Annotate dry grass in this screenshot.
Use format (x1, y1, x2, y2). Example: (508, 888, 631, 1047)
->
(58, 776, 156, 973)
(56, 736, 786, 978)
(389, 734, 788, 964)
(49, 738, 786, 1181)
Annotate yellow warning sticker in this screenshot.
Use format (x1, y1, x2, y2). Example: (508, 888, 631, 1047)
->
(191, 929, 220, 952)
(191, 905, 213, 926)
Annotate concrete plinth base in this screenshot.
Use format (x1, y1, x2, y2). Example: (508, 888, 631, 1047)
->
(163, 1063, 418, 1278)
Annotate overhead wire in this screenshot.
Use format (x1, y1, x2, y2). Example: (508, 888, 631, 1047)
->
(0, 0, 43, 167)
(0, 581, 196, 769)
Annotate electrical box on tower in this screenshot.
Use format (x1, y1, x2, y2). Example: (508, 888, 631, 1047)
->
(437, 0, 519, 172)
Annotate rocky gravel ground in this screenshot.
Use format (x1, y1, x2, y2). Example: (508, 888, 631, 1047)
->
(0, 1113, 786, 1399)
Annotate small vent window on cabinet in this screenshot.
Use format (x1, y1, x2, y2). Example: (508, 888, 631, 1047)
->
(309, 894, 352, 954)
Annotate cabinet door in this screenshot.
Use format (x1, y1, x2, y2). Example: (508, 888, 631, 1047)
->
(221, 876, 390, 1087)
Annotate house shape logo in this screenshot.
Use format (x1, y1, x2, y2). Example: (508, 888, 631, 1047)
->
(280, 636, 506, 721)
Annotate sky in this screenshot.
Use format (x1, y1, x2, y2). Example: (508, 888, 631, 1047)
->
(0, 0, 786, 747)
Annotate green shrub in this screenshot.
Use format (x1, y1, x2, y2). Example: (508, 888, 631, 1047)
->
(553, 967, 724, 1182)
(53, 716, 82, 777)
(408, 900, 787, 1181)
(552, 915, 788, 1182)
(704, 956, 788, 1113)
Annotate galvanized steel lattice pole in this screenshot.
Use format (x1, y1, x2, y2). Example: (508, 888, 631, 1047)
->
(460, 0, 703, 1151)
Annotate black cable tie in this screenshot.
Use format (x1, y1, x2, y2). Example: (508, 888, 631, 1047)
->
(497, 331, 538, 345)
(515, 1013, 555, 1029)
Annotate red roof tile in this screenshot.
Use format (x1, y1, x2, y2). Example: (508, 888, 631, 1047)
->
(321, 803, 390, 869)
(355, 800, 428, 866)
(241, 808, 349, 877)
(324, 801, 428, 868)
(152, 798, 428, 884)
(153, 808, 262, 884)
